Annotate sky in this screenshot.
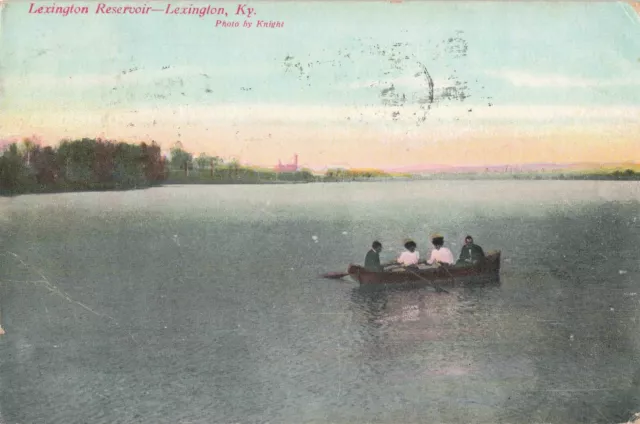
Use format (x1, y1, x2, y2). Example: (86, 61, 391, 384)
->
(1, 0, 639, 170)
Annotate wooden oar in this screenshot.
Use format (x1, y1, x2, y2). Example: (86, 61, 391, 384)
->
(440, 263, 457, 284)
(320, 271, 350, 279)
(406, 269, 450, 294)
(322, 260, 395, 279)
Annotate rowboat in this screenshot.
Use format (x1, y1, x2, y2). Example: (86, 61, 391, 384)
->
(347, 250, 501, 286)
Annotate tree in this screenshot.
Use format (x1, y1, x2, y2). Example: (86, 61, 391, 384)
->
(141, 141, 166, 182)
(169, 142, 193, 175)
(194, 153, 223, 177)
(1, 137, 168, 193)
(228, 158, 241, 179)
(93, 139, 116, 183)
(18, 135, 44, 167)
(32, 146, 59, 184)
(0, 143, 27, 191)
(195, 153, 208, 170)
(56, 138, 98, 182)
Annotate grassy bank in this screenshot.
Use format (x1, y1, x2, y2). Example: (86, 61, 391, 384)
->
(164, 167, 318, 184)
(412, 170, 640, 181)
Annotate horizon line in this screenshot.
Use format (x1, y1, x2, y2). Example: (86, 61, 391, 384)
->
(0, 135, 640, 173)
(2, 137, 638, 172)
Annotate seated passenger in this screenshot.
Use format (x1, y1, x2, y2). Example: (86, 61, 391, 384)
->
(364, 241, 384, 272)
(457, 235, 485, 265)
(397, 240, 419, 267)
(426, 234, 455, 266)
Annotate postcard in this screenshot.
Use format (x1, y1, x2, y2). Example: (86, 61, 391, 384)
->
(1, 1, 639, 423)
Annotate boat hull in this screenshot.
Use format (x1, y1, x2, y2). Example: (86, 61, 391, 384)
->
(348, 251, 501, 286)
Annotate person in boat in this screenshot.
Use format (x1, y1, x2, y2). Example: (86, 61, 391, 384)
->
(364, 241, 384, 272)
(457, 235, 485, 266)
(396, 240, 420, 268)
(426, 234, 455, 266)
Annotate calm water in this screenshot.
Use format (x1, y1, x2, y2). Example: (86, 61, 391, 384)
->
(0, 180, 639, 424)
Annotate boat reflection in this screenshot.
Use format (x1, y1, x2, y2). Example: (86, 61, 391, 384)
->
(348, 284, 501, 364)
(350, 284, 461, 328)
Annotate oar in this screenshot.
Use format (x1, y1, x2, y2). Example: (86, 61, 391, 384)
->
(320, 271, 350, 279)
(406, 269, 450, 294)
(322, 260, 396, 279)
(440, 263, 457, 284)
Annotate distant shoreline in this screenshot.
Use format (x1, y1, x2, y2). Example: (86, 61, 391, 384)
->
(3, 173, 639, 197)
(2, 138, 638, 196)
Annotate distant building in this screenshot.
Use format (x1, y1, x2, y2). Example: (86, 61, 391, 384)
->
(275, 154, 298, 172)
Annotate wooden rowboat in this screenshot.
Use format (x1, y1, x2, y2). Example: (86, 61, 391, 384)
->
(347, 250, 501, 286)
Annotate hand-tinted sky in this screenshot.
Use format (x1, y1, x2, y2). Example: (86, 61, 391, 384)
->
(1, 1, 639, 169)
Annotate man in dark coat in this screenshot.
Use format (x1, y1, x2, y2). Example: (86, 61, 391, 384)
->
(457, 235, 485, 265)
(364, 241, 384, 272)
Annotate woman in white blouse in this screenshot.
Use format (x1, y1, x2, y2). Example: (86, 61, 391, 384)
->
(397, 240, 420, 267)
(426, 234, 455, 266)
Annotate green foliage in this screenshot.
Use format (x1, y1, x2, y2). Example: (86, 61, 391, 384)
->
(0, 138, 167, 195)
(194, 153, 223, 170)
(323, 168, 390, 181)
(164, 165, 316, 184)
(169, 142, 193, 170)
(0, 144, 28, 191)
(4, 136, 635, 195)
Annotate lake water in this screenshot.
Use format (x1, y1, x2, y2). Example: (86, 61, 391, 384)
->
(0, 180, 639, 424)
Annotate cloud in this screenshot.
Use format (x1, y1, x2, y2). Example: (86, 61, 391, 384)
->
(3, 66, 202, 89)
(3, 104, 639, 168)
(5, 104, 640, 134)
(486, 70, 640, 88)
(448, 104, 640, 122)
(139, 104, 640, 125)
(2, 64, 281, 90)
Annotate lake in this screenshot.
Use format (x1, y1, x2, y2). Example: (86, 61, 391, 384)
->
(1, 180, 639, 424)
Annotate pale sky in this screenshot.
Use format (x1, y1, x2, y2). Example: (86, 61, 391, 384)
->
(1, 0, 639, 169)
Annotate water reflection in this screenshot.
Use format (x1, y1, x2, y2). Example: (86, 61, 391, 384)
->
(348, 285, 495, 364)
(343, 282, 516, 423)
(350, 279, 501, 327)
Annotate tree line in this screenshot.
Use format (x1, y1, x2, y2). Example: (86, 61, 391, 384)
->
(323, 168, 393, 181)
(0, 138, 167, 195)
(0, 138, 318, 194)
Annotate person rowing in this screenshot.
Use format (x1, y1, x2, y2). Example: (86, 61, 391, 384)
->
(397, 240, 420, 268)
(457, 235, 485, 266)
(425, 233, 455, 267)
(364, 240, 384, 272)
(384, 239, 421, 272)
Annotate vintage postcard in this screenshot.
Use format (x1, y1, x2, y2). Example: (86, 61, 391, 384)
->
(1, 0, 639, 423)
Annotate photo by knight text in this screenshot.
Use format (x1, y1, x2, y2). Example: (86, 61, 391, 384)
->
(27, 3, 285, 28)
